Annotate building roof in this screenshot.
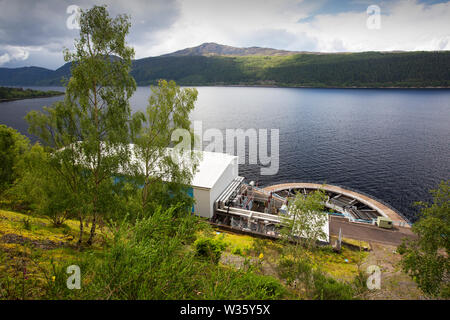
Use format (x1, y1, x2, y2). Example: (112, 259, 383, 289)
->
(63, 143, 238, 190)
(127, 144, 238, 190)
(191, 150, 238, 189)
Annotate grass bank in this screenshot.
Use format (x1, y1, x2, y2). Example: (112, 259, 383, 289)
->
(0, 209, 421, 300)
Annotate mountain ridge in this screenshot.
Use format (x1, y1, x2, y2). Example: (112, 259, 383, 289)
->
(1, 43, 449, 88)
(162, 42, 307, 57)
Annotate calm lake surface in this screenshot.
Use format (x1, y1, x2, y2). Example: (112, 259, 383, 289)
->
(1, 86, 449, 222)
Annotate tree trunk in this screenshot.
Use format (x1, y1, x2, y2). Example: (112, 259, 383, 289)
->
(78, 214, 83, 246)
(87, 213, 96, 245)
(142, 177, 149, 211)
(88, 81, 99, 247)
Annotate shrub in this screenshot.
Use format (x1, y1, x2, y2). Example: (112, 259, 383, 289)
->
(312, 271, 354, 300)
(251, 274, 286, 299)
(22, 217, 32, 230)
(277, 254, 356, 300)
(277, 256, 313, 288)
(43, 208, 206, 299)
(0, 125, 29, 195)
(352, 269, 369, 297)
(194, 237, 227, 264)
(204, 268, 286, 300)
(252, 238, 267, 255)
(10, 144, 75, 226)
(231, 247, 243, 256)
(40, 208, 287, 300)
(440, 284, 450, 299)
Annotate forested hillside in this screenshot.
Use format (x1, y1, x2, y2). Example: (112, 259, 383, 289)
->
(0, 49, 449, 88)
(0, 86, 63, 101)
(132, 51, 450, 87)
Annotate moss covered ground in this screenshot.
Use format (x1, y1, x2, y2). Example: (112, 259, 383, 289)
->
(0, 210, 106, 299)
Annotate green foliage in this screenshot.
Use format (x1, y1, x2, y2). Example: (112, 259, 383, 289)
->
(1, 6, 397, 301)
(3, 51, 449, 88)
(21, 217, 32, 231)
(399, 180, 449, 297)
(276, 239, 363, 300)
(205, 269, 286, 300)
(25, 5, 137, 244)
(39, 206, 285, 300)
(440, 284, 450, 299)
(11, 144, 77, 226)
(312, 271, 354, 300)
(352, 269, 369, 296)
(0, 125, 29, 194)
(231, 247, 242, 256)
(132, 79, 199, 215)
(252, 237, 268, 255)
(194, 237, 227, 264)
(281, 188, 328, 249)
(277, 255, 313, 289)
(130, 51, 450, 88)
(64, 5, 136, 245)
(277, 254, 356, 299)
(43, 207, 203, 299)
(0, 258, 43, 300)
(0, 86, 63, 101)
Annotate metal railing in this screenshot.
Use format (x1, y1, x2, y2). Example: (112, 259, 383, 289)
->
(259, 179, 412, 226)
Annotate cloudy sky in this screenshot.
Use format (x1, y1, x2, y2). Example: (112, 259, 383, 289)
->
(0, 0, 449, 69)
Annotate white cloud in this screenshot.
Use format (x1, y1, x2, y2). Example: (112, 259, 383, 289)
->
(0, 53, 10, 65)
(0, 0, 180, 67)
(0, 0, 449, 68)
(0, 45, 31, 66)
(137, 0, 321, 57)
(295, 0, 450, 52)
(134, 0, 450, 57)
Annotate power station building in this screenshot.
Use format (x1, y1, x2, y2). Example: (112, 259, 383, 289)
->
(189, 151, 239, 218)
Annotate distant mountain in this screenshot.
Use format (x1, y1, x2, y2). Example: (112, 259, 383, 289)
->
(0, 66, 55, 86)
(163, 42, 303, 57)
(1, 43, 449, 88)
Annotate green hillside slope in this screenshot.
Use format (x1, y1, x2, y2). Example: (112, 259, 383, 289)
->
(1, 51, 449, 88)
(132, 51, 450, 87)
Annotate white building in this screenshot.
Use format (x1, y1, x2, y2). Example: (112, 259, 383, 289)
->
(128, 145, 239, 219)
(190, 151, 239, 218)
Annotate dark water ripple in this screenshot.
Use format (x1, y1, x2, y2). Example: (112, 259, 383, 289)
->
(1, 86, 449, 222)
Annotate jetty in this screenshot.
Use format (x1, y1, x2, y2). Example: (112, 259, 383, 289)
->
(262, 182, 410, 228)
(132, 148, 413, 244)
